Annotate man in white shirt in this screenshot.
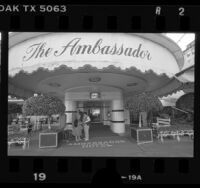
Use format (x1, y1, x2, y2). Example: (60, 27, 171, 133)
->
(83, 112, 91, 141)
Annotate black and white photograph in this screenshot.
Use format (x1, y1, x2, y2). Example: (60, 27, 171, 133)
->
(7, 32, 194, 157)
(0, 32, 1, 84)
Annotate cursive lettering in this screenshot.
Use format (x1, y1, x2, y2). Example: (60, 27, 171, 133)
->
(22, 38, 152, 62)
(23, 42, 53, 61)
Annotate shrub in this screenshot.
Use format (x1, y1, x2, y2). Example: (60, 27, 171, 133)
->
(22, 95, 65, 129)
(125, 92, 163, 123)
(176, 92, 194, 113)
(8, 102, 22, 114)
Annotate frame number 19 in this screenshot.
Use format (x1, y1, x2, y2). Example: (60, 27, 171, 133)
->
(33, 173, 46, 181)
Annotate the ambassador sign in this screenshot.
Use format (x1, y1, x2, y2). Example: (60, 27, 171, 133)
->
(9, 33, 181, 77)
(22, 38, 152, 62)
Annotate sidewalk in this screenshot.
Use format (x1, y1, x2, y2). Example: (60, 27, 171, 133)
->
(8, 127, 193, 157)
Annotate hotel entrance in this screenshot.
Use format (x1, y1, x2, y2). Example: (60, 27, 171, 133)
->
(77, 101, 111, 125)
(76, 100, 117, 138)
(7, 32, 194, 159)
(89, 108, 101, 123)
(65, 87, 125, 133)
(84, 101, 103, 123)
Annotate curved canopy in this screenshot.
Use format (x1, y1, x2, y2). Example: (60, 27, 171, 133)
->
(8, 33, 184, 99)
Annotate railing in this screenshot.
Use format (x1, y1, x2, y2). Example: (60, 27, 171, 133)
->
(171, 106, 193, 114)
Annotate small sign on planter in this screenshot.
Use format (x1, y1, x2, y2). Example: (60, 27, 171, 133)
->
(130, 126, 153, 144)
(39, 130, 63, 148)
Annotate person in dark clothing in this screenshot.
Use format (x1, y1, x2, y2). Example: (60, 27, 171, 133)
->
(74, 119, 78, 127)
(27, 123, 32, 135)
(78, 110, 84, 122)
(72, 118, 82, 141)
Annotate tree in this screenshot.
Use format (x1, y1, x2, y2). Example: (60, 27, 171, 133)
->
(8, 102, 22, 114)
(125, 92, 163, 127)
(8, 102, 22, 124)
(176, 92, 194, 122)
(22, 95, 66, 129)
(176, 92, 194, 113)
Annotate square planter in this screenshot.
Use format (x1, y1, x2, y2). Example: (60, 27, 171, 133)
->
(131, 126, 153, 144)
(39, 130, 63, 148)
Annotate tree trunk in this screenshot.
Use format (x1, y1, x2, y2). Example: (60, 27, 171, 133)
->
(36, 116, 38, 130)
(139, 112, 142, 128)
(148, 111, 153, 127)
(140, 111, 147, 127)
(48, 116, 51, 130)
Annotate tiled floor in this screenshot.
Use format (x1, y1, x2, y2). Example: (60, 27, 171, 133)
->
(8, 125, 193, 157)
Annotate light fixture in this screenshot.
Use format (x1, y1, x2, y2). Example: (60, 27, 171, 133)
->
(89, 77, 101, 82)
(90, 92, 101, 99)
(48, 82, 61, 87)
(127, 83, 138, 87)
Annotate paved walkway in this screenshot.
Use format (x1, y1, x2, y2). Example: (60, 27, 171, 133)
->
(8, 124, 193, 157)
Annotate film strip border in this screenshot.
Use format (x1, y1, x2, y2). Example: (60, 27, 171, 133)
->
(4, 158, 195, 183)
(0, 5, 200, 31)
(1, 4, 200, 184)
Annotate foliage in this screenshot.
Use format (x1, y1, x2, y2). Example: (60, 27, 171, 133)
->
(8, 102, 22, 114)
(125, 92, 163, 123)
(160, 106, 173, 116)
(159, 104, 193, 124)
(176, 92, 194, 113)
(160, 106, 187, 119)
(125, 92, 163, 114)
(22, 95, 65, 116)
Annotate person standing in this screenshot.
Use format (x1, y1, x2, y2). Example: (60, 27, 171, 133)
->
(72, 118, 82, 141)
(78, 110, 84, 139)
(83, 112, 91, 141)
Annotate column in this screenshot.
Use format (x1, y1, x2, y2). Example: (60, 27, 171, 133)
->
(111, 99, 125, 134)
(59, 114, 66, 128)
(103, 101, 111, 126)
(124, 109, 130, 124)
(65, 100, 77, 128)
(102, 102, 106, 125)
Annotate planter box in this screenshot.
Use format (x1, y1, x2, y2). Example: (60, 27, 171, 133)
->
(131, 127, 153, 144)
(39, 130, 63, 148)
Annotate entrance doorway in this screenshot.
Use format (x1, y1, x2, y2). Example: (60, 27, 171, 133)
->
(76, 100, 115, 137)
(77, 101, 111, 125)
(89, 108, 101, 123)
(84, 101, 103, 124)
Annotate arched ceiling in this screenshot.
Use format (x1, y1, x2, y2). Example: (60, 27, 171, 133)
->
(9, 65, 182, 100)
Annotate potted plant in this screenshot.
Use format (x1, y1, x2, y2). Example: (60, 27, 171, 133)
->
(125, 92, 163, 144)
(125, 92, 163, 127)
(22, 95, 66, 148)
(22, 94, 65, 130)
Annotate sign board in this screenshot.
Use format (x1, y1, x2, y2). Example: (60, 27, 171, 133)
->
(9, 33, 180, 77)
(90, 92, 101, 99)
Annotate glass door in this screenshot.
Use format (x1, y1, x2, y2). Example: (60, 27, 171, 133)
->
(83, 101, 103, 123)
(90, 108, 101, 122)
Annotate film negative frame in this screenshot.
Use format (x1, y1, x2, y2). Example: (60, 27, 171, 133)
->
(0, 1, 200, 184)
